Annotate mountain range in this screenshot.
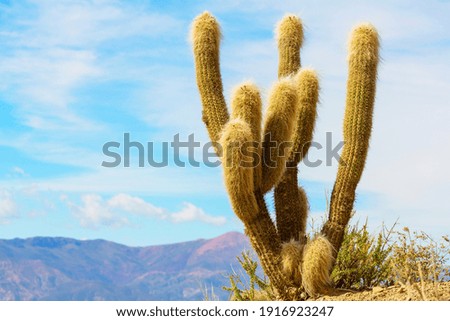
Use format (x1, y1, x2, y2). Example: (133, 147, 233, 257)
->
(0, 232, 253, 300)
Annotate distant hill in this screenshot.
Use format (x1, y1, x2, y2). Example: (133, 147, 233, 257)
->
(0, 232, 253, 300)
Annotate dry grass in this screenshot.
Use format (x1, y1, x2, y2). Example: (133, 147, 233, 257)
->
(390, 227, 450, 300)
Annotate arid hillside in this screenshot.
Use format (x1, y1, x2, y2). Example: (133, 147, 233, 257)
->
(0, 232, 250, 300)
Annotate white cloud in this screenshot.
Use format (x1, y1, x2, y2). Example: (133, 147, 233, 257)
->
(0, 0, 193, 186)
(0, 0, 182, 131)
(0, 189, 18, 223)
(22, 0, 181, 48)
(64, 193, 226, 229)
(66, 194, 128, 228)
(107, 193, 167, 219)
(0, 46, 102, 131)
(5, 166, 224, 196)
(170, 202, 227, 225)
(12, 166, 26, 176)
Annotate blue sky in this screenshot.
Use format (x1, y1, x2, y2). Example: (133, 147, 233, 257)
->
(0, 0, 449, 246)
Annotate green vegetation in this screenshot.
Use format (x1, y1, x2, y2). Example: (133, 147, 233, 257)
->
(331, 220, 394, 290)
(223, 251, 276, 301)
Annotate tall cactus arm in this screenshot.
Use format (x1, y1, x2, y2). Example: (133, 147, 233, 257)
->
(191, 12, 229, 143)
(221, 119, 291, 298)
(273, 14, 315, 244)
(221, 119, 259, 222)
(275, 69, 319, 243)
(322, 24, 380, 256)
(288, 69, 319, 166)
(261, 79, 298, 194)
(231, 83, 263, 190)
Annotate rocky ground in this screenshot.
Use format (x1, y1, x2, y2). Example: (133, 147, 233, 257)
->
(311, 282, 450, 301)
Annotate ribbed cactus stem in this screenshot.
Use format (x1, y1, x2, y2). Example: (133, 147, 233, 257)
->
(323, 24, 380, 255)
(246, 191, 291, 299)
(191, 12, 229, 143)
(274, 166, 301, 243)
(261, 79, 298, 193)
(273, 14, 317, 246)
(221, 119, 290, 298)
(289, 69, 319, 165)
(275, 69, 318, 243)
(220, 119, 259, 222)
(275, 167, 308, 242)
(231, 83, 263, 190)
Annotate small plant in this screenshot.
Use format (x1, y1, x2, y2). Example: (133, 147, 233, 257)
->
(331, 220, 395, 290)
(391, 227, 450, 285)
(201, 283, 220, 301)
(223, 251, 276, 301)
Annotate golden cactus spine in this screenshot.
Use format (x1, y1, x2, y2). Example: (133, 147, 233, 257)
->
(191, 11, 380, 299)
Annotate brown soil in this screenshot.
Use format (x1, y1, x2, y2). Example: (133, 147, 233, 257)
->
(310, 282, 450, 301)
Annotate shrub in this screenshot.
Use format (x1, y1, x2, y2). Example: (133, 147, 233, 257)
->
(331, 220, 395, 289)
(223, 251, 276, 301)
(391, 227, 450, 285)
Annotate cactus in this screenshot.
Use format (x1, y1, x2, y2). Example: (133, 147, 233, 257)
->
(191, 12, 379, 299)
